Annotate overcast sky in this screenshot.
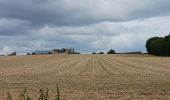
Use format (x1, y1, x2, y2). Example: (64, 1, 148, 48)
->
(0, 0, 170, 55)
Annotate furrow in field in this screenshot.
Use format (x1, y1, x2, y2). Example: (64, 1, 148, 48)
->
(105, 56, 155, 75)
(113, 57, 170, 75)
(0, 57, 70, 76)
(1, 54, 170, 99)
(90, 55, 102, 100)
(30, 55, 88, 83)
(138, 57, 170, 65)
(79, 56, 94, 76)
(0, 55, 56, 69)
(96, 56, 120, 75)
(76, 57, 94, 75)
(102, 56, 144, 75)
(0, 55, 73, 75)
(50, 56, 89, 100)
(124, 57, 170, 73)
(58, 58, 89, 75)
(0, 55, 87, 84)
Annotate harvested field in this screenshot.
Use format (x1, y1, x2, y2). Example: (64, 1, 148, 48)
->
(0, 54, 170, 99)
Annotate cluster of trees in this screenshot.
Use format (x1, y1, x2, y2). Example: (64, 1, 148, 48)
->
(92, 49, 116, 54)
(92, 52, 104, 54)
(107, 49, 115, 54)
(146, 34, 170, 56)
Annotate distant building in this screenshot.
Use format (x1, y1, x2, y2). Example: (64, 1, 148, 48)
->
(8, 52, 16, 56)
(52, 49, 61, 54)
(117, 51, 142, 54)
(53, 48, 70, 54)
(32, 50, 52, 55)
(60, 48, 69, 53)
(31, 48, 80, 55)
(126, 51, 142, 54)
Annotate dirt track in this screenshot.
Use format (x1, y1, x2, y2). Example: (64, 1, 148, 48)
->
(1, 54, 170, 99)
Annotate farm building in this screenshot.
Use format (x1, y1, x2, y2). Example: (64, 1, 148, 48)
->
(52, 49, 61, 54)
(8, 52, 16, 56)
(61, 48, 70, 53)
(32, 50, 52, 55)
(31, 48, 80, 55)
(53, 48, 70, 54)
(117, 51, 142, 54)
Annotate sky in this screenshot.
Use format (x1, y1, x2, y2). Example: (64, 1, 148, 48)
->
(0, 0, 170, 55)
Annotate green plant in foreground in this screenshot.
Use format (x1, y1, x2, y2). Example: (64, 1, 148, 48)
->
(6, 85, 61, 100)
(44, 88, 49, 100)
(7, 92, 12, 100)
(55, 84, 60, 100)
(18, 87, 31, 100)
(39, 88, 49, 100)
(39, 89, 44, 100)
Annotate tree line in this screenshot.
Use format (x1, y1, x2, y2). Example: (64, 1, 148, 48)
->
(92, 49, 115, 54)
(146, 34, 170, 56)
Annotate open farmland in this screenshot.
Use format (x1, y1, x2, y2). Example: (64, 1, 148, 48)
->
(0, 54, 170, 99)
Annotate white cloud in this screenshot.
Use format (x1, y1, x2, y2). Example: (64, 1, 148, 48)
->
(0, 46, 14, 55)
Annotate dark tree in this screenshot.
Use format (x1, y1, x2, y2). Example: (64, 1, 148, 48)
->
(149, 38, 163, 56)
(92, 52, 96, 54)
(48, 51, 53, 54)
(32, 52, 36, 55)
(98, 52, 104, 54)
(162, 35, 170, 56)
(68, 48, 75, 54)
(27, 53, 30, 55)
(146, 37, 160, 54)
(107, 49, 115, 54)
(146, 34, 170, 56)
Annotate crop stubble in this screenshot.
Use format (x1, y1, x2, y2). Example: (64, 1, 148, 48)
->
(0, 54, 170, 99)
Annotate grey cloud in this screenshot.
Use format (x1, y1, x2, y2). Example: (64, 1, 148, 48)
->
(130, 0, 170, 19)
(2, 15, 170, 53)
(0, 0, 170, 26)
(0, 18, 32, 35)
(0, 0, 170, 54)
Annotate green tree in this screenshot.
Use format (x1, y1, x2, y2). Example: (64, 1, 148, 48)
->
(98, 52, 104, 54)
(92, 52, 96, 54)
(146, 34, 170, 56)
(146, 37, 160, 54)
(149, 38, 163, 56)
(107, 49, 115, 54)
(162, 34, 170, 56)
